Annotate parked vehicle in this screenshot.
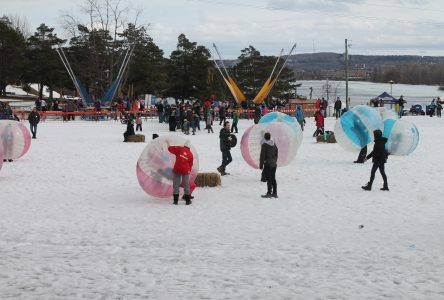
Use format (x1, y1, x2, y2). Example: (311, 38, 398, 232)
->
(409, 104, 425, 115)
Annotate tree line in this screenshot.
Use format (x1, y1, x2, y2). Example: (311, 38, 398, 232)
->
(371, 64, 444, 87)
(0, 3, 296, 104)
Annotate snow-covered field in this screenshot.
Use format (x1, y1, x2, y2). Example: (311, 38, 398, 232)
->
(0, 117, 443, 299)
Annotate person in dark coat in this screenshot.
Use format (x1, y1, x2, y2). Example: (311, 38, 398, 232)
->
(218, 104, 226, 125)
(260, 132, 279, 198)
(28, 108, 41, 139)
(217, 121, 232, 175)
(362, 129, 389, 191)
(398, 96, 406, 118)
(185, 108, 193, 135)
(254, 105, 262, 124)
(155, 101, 164, 123)
(334, 97, 342, 119)
(169, 105, 176, 131)
(35, 97, 42, 111)
(123, 119, 135, 142)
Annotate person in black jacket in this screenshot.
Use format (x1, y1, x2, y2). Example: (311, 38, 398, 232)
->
(362, 129, 389, 191)
(123, 118, 135, 142)
(217, 121, 232, 175)
(260, 132, 279, 198)
(334, 97, 342, 119)
(28, 108, 41, 139)
(218, 104, 226, 126)
(253, 105, 262, 124)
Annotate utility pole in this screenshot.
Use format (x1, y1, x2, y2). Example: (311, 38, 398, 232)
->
(345, 39, 349, 110)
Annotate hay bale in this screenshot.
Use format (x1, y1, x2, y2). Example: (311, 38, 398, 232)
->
(195, 172, 221, 187)
(127, 134, 145, 142)
(316, 133, 336, 143)
(327, 134, 337, 143)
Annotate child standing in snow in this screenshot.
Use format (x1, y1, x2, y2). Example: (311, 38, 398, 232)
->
(206, 109, 213, 133)
(231, 109, 239, 133)
(135, 114, 142, 131)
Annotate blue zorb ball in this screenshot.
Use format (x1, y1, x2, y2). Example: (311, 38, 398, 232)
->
(383, 119, 419, 156)
(334, 105, 383, 152)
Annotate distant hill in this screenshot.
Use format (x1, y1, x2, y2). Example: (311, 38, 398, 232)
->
(225, 52, 444, 81)
(286, 52, 444, 71)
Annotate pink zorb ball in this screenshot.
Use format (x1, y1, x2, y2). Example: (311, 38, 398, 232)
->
(136, 136, 199, 198)
(241, 122, 301, 169)
(0, 149, 3, 171)
(0, 120, 32, 160)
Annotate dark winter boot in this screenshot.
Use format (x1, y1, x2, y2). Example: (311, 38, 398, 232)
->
(183, 194, 192, 205)
(271, 193, 278, 198)
(380, 184, 389, 191)
(222, 166, 230, 175)
(361, 182, 372, 191)
(182, 195, 194, 200)
(261, 193, 272, 198)
(217, 166, 224, 175)
(173, 194, 179, 205)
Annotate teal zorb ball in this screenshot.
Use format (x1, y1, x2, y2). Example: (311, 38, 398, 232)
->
(383, 119, 419, 155)
(334, 105, 383, 152)
(259, 111, 301, 131)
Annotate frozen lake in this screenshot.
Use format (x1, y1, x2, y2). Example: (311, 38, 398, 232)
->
(297, 80, 442, 107)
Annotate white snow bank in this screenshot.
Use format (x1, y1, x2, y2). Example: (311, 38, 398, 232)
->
(29, 84, 61, 98)
(5, 85, 32, 96)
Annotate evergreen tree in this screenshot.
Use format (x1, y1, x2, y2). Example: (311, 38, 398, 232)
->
(168, 34, 211, 101)
(69, 25, 116, 99)
(24, 24, 65, 98)
(232, 46, 296, 101)
(0, 16, 27, 96)
(120, 24, 168, 97)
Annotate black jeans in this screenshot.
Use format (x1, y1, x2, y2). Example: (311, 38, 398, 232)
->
(263, 166, 277, 194)
(313, 127, 324, 137)
(335, 109, 341, 119)
(136, 124, 142, 131)
(369, 162, 387, 186)
(30, 124, 37, 138)
(221, 150, 232, 168)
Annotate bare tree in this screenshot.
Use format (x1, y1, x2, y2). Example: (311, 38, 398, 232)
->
(60, 12, 81, 41)
(58, 0, 144, 97)
(7, 14, 31, 38)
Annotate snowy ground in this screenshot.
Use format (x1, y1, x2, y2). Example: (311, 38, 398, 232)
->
(5, 85, 31, 97)
(0, 116, 443, 299)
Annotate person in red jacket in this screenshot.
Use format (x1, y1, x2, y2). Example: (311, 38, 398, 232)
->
(313, 109, 324, 137)
(167, 140, 194, 205)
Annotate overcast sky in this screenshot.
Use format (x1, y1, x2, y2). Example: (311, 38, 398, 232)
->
(1, 0, 443, 58)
